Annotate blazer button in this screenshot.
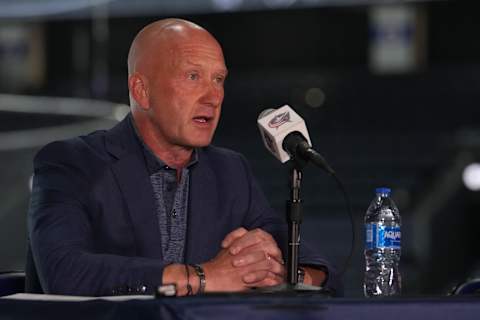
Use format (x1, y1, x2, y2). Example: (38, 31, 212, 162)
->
(113, 286, 123, 295)
(134, 285, 147, 294)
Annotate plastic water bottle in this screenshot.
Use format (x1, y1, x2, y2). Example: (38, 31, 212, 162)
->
(364, 187, 401, 297)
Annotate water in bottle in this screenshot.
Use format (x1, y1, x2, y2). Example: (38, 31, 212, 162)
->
(364, 187, 401, 297)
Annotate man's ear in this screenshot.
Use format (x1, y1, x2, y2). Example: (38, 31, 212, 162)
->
(128, 73, 149, 110)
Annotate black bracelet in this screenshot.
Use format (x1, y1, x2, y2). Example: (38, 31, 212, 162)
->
(184, 264, 193, 296)
(192, 264, 206, 294)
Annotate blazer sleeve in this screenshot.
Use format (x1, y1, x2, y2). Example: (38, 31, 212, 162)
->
(237, 153, 342, 295)
(28, 141, 166, 296)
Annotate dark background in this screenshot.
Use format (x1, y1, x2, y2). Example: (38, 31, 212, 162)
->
(1, 0, 479, 297)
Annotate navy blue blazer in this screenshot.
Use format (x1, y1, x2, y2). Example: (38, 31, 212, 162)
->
(28, 114, 338, 296)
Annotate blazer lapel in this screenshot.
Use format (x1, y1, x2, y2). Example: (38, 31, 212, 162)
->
(186, 148, 220, 263)
(105, 115, 163, 259)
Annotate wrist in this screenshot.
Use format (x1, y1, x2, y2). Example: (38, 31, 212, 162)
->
(302, 266, 328, 287)
(201, 261, 216, 292)
(162, 264, 198, 296)
(192, 264, 206, 294)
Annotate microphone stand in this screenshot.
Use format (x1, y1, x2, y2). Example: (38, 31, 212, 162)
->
(285, 159, 324, 292)
(287, 165, 303, 285)
(257, 158, 327, 294)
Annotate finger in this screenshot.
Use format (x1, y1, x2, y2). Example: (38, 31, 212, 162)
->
(240, 253, 286, 279)
(248, 242, 284, 264)
(242, 270, 269, 284)
(265, 256, 287, 277)
(232, 250, 266, 267)
(230, 237, 284, 264)
(229, 228, 274, 255)
(243, 269, 286, 286)
(221, 227, 248, 248)
(246, 272, 285, 288)
(232, 250, 285, 273)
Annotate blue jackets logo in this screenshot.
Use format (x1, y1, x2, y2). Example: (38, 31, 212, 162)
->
(268, 112, 291, 129)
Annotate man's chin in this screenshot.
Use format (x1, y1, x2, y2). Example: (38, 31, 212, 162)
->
(184, 137, 213, 149)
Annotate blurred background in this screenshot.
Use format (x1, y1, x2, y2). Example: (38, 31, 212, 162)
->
(1, 0, 479, 297)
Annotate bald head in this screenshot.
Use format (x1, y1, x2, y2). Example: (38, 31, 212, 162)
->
(126, 18, 227, 155)
(127, 18, 220, 76)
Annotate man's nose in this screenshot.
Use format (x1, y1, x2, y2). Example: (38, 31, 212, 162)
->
(200, 82, 224, 107)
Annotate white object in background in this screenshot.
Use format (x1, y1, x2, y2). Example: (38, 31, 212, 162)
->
(369, 4, 426, 74)
(463, 163, 480, 191)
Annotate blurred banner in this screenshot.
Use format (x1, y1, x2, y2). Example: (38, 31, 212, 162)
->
(0, 23, 45, 92)
(368, 4, 427, 74)
(0, 0, 435, 19)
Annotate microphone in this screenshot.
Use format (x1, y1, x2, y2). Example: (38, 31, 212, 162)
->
(257, 105, 335, 175)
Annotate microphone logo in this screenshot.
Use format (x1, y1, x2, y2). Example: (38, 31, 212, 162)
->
(268, 112, 291, 129)
(263, 130, 277, 154)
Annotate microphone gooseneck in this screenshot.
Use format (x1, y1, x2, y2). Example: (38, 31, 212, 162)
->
(282, 132, 335, 175)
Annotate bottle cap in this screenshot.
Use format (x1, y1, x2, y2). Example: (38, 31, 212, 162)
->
(375, 187, 391, 195)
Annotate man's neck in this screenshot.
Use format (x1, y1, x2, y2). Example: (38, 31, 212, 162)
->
(132, 113, 193, 170)
(152, 146, 192, 170)
(149, 144, 191, 183)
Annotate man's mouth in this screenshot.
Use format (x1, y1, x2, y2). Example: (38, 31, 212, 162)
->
(193, 116, 213, 124)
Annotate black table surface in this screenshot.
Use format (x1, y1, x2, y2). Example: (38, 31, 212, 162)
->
(1, 292, 479, 320)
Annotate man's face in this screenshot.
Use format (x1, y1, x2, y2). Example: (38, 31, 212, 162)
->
(144, 31, 228, 150)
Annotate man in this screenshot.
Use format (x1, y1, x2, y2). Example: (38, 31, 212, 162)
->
(28, 18, 338, 296)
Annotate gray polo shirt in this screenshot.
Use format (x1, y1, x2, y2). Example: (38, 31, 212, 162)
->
(132, 123, 198, 264)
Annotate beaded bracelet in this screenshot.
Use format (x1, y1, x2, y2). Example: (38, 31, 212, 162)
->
(192, 264, 206, 294)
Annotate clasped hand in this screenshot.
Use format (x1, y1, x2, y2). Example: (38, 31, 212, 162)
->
(202, 227, 286, 292)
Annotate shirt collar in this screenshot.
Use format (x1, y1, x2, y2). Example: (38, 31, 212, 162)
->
(129, 116, 199, 174)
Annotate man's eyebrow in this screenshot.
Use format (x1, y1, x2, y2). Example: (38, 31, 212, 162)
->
(184, 60, 228, 75)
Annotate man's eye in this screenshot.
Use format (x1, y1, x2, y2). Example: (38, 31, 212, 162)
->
(214, 76, 225, 84)
(188, 73, 199, 80)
